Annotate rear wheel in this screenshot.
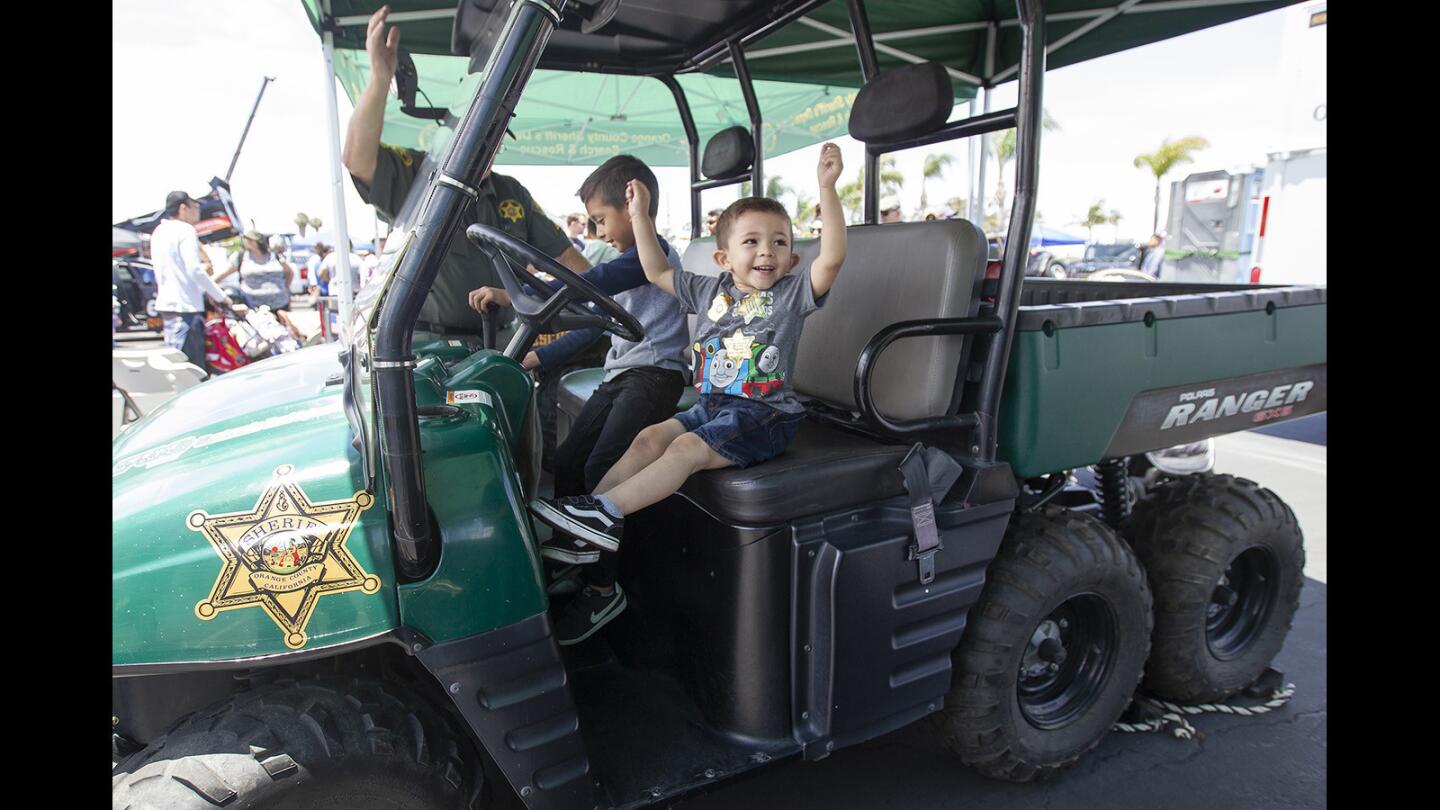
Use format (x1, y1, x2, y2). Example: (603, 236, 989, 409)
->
(1047, 262, 1066, 279)
(1126, 474, 1304, 703)
(936, 507, 1152, 781)
(112, 677, 486, 809)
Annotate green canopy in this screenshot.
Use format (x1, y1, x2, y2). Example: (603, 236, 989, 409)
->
(304, 0, 1291, 164)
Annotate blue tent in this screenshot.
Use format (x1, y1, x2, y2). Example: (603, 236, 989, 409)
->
(1030, 224, 1086, 247)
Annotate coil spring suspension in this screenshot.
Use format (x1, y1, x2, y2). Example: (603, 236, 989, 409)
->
(1097, 457, 1131, 528)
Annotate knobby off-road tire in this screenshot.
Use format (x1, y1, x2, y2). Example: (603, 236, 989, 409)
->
(1126, 474, 1304, 704)
(112, 676, 486, 810)
(936, 506, 1153, 782)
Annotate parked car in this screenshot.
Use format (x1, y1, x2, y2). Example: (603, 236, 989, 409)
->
(112, 258, 159, 332)
(988, 234, 1069, 278)
(1066, 241, 1141, 279)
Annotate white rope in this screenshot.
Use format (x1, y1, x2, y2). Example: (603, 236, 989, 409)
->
(1113, 683, 1297, 739)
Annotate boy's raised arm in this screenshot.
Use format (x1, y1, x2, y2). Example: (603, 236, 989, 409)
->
(625, 179, 675, 295)
(810, 142, 846, 297)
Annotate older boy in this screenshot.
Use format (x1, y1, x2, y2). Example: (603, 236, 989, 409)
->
(530, 144, 847, 614)
(469, 155, 690, 645)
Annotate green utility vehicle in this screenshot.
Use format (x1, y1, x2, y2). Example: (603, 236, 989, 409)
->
(112, 1, 1323, 807)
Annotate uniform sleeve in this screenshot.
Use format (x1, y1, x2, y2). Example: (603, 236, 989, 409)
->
(515, 185, 573, 259)
(350, 144, 423, 222)
(533, 328, 605, 369)
(671, 269, 720, 316)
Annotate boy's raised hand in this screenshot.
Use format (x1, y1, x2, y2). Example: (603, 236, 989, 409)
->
(817, 142, 843, 189)
(626, 179, 652, 223)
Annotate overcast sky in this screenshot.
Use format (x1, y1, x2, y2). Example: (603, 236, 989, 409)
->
(113, 0, 1323, 244)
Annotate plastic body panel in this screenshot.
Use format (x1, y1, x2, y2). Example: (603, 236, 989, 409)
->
(397, 349, 550, 643)
(616, 469, 1014, 754)
(112, 344, 401, 665)
(999, 298, 1326, 477)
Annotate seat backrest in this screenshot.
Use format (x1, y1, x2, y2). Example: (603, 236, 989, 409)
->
(795, 220, 986, 420)
(682, 220, 986, 422)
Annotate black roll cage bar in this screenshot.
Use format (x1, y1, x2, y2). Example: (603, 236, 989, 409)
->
(368, 0, 1044, 579)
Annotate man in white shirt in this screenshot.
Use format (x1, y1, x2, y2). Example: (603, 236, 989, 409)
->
(151, 191, 232, 372)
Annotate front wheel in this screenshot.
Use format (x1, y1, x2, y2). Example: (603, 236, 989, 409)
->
(112, 677, 486, 809)
(936, 507, 1152, 781)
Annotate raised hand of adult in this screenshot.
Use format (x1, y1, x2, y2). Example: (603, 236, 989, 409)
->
(367, 5, 401, 85)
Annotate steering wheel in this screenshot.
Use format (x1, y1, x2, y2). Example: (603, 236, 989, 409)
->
(465, 224, 644, 351)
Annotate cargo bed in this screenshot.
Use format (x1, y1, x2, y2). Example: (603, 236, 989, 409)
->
(997, 280, 1327, 478)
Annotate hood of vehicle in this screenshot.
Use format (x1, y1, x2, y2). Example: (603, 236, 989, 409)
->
(113, 342, 399, 665)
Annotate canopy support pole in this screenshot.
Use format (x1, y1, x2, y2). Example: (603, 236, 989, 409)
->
(728, 40, 763, 196)
(660, 76, 702, 239)
(974, 86, 992, 227)
(319, 0, 355, 341)
(967, 99, 980, 223)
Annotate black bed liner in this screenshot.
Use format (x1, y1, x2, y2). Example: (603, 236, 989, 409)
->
(1014, 280, 1327, 330)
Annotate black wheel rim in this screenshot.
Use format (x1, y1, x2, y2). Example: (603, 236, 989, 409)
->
(1017, 594, 1118, 730)
(1207, 546, 1278, 660)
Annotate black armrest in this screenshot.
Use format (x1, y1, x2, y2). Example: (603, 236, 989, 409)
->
(852, 316, 1003, 438)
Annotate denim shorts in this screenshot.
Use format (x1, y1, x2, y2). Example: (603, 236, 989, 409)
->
(674, 394, 805, 468)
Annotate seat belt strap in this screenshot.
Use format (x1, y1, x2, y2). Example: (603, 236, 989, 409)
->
(898, 443, 961, 585)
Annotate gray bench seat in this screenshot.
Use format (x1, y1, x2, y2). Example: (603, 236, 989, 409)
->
(556, 219, 986, 524)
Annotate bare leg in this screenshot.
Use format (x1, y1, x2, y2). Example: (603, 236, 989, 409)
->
(275, 309, 306, 340)
(593, 419, 686, 496)
(602, 433, 732, 516)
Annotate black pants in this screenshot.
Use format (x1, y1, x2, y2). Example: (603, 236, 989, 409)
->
(553, 366, 686, 587)
(534, 335, 610, 471)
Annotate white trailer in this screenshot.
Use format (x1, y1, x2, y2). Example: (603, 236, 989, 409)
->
(1250, 1, 1325, 286)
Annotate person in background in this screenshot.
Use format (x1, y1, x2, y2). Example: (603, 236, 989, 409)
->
(361, 235, 388, 288)
(307, 243, 331, 301)
(318, 240, 364, 298)
(1140, 232, 1165, 278)
(565, 213, 587, 251)
(215, 229, 305, 340)
(581, 216, 620, 266)
(706, 208, 724, 236)
(880, 197, 903, 223)
(151, 190, 232, 371)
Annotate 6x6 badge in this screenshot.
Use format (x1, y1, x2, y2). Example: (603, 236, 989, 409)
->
(189, 465, 381, 649)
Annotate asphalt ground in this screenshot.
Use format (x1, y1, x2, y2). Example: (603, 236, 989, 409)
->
(115, 310, 1326, 807)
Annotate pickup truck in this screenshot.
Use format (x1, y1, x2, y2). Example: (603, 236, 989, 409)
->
(112, 1, 1323, 808)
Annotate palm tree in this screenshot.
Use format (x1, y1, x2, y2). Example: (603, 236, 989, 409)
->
(920, 153, 955, 212)
(739, 175, 794, 201)
(294, 212, 312, 237)
(1133, 136, 1209, 233)
(838, 156, 904, 222)
(1080, 199, 1109, 242)
(990, 111, 1059, 226)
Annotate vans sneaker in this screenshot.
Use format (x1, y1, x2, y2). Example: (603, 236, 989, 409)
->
(542, 536, 602, 565)
(554, 584, 627, 646)
(529, 495, 623, 551)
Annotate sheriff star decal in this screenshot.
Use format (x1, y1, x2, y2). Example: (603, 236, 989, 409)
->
(498, 199, 525, 222)
(189, 465, 380, 650)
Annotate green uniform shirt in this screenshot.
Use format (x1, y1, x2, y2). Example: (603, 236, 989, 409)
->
(351, 143, 572, 332)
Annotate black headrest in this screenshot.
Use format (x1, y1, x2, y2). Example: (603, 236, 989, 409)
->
(701, 126, 754, 180)
(847, 62, 954, 145)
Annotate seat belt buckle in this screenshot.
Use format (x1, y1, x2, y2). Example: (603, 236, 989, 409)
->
(907, 500, 942, 585)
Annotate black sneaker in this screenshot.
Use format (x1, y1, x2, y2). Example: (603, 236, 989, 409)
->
(542, 536, 601, 565)
(529, 496, 624, 551)
(554, 584, 627, 646)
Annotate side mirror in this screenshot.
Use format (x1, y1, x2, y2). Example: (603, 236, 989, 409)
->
(394, 48, 448, 122)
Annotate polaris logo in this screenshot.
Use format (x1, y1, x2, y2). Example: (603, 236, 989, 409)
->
(1161, 380, 1314, 430)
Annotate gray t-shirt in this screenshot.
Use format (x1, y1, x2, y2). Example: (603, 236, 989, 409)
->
(673, 268, 826, 414)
